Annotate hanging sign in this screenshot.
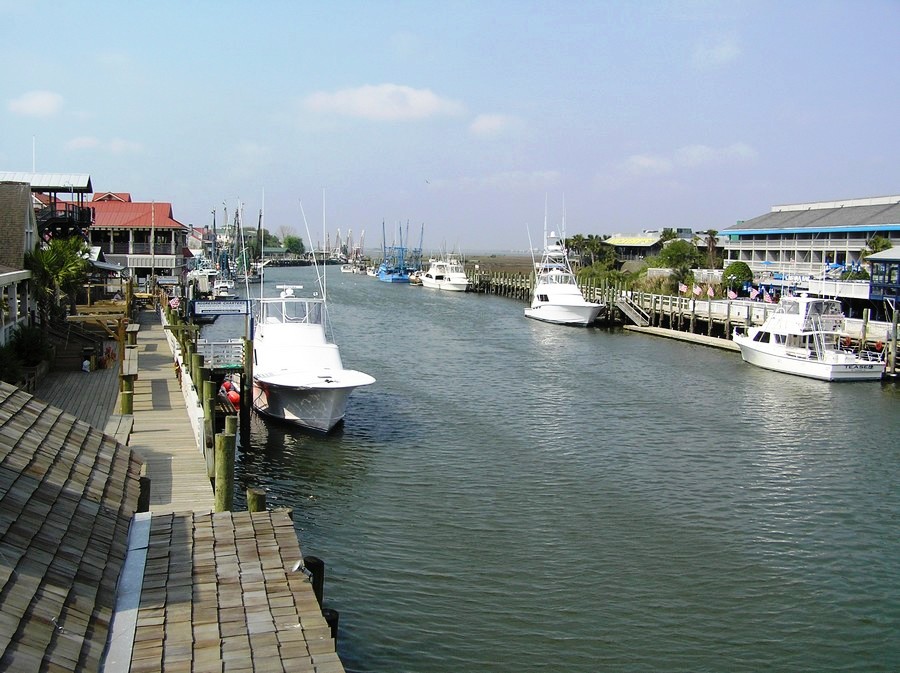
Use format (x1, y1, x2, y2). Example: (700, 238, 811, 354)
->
(193, 299, 250, 315)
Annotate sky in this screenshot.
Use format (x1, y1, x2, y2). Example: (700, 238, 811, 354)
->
(2, 0, 899, 253)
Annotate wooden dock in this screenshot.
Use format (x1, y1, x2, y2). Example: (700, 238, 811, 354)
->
(36, 308, 215, 512)
(128, 309, 215, 513)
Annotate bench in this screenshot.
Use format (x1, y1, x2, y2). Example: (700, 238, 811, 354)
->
(104, 414, 134, 445)
(123, 346, 139, 377)
(125, 323, 141, 345)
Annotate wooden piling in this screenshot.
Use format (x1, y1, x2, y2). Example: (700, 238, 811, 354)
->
(247, 487, 266, 512)
(214, 415, 237, 512)
(305, 555, 325, 606)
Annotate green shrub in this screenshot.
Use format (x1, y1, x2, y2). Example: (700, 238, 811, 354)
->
(9, 325, 52, 367)
(0, 344, 23, 384)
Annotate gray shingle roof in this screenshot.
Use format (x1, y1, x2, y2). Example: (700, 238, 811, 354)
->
(726, 201, 900, 233)
(0, 381, 143, 671)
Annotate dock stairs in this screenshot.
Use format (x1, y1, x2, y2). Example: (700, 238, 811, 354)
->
(615, 296, 651, 326)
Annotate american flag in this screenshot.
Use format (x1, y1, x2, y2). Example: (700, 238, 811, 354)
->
(727, 290, 738, 300)
(763, 291, 773, 303)
(678, 283, 688, 293)
(169, 297, 180, 309)
(750, 288, 759, 300)
(692, 285, 701, 296)
(707, 285, 715, 298)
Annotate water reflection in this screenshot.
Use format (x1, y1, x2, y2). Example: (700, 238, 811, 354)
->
(212, 266, 900, 673)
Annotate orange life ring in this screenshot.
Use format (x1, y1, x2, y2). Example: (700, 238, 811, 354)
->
(875, 340, 884, 352)
(841, 336, 851, 348)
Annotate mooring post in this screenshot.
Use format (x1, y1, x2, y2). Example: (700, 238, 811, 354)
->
(861, 308, 870, 348)
(214, 415, 237, 512)
(305, 555, 325, 606)
(247, 487, 266, 512)
(322, 607, 340, 642)
(241, 337, 252, 446)
(192, 352, 204, 387)
(890, 309, 899, 376)
(203, 379, 216, 477)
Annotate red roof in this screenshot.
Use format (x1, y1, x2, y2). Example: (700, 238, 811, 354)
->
(90, 200, 187, 230)
(93, 192, 132, 203)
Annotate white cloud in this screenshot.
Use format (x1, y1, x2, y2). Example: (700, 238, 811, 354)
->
(108, 138, 143, 154)
(674, 143, 757, 167)
(469, 113, 524, 137)
(8, 90, 64, 117)
(692, 35, 741, 68)
(65, 136, 100, 150)
(65, 136, 143, 154)
(624, 154, 674, 177)
(438, 170, 560, 192)
(598, 142, 757, 189)
(303, 84, 465, 121)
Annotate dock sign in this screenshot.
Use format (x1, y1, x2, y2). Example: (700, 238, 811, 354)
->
(193, 299, 251, 316)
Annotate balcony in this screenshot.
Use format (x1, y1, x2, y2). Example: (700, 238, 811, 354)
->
(37, 203, 94, 240)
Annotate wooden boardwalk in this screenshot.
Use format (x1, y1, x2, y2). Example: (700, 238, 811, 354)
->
(35, 309, 215, 513)
(34, 348, 120, 429)
(128, 309, 215, 513)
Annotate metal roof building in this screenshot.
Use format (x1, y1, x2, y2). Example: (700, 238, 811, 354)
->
(721, 195, 900, 279)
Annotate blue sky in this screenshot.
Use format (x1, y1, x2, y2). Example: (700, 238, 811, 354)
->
(2, 0, 899, 252)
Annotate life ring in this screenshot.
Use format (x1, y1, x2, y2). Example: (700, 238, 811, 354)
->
(875, 340, 884, 352)
(841, 336, 851, 348)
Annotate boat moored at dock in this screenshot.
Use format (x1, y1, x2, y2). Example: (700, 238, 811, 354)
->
(524, 209, 603, 326)
(732, 293, 885, 381)
(421, 257, 470, 291)
(251, 285, 375, 431)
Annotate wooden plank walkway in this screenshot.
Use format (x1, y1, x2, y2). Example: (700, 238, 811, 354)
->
(35, 309, 214, 513)
(34, 346, 120, 430)
(624, 325, 741, 351)
(129, 309, 215, 513)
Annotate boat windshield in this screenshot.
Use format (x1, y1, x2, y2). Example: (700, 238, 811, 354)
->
(809, 300, 842, 316)
(262, 298, 324, 325)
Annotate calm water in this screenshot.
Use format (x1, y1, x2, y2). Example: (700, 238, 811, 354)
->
(210, 266, 900, 673)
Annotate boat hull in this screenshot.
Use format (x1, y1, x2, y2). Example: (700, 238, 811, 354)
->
(377, 272, 409, 283)
(733, 336, 884, 381)
(524, 301, 602, 326)
(252, 370, 375, 432)
(421, 278, 468, 291)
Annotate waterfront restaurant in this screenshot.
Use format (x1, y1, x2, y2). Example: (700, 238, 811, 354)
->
(720, 195, 900, 280)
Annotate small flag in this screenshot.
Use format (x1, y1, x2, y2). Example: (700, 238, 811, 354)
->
(750, 288, 759, 300)
(763, 291, 773, 304)
(692, 285, 701, 296)
(727, 289, 737, 299)
(678, 283, 688, 293)
(169, 297, 180, 309)
(707, 285, 715, 298)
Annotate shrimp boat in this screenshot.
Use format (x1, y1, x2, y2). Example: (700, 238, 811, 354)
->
(732, 293, 885, 381)
(251, 285, 375, 431)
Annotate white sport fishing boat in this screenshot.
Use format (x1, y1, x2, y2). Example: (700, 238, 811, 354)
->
(421, 256, 469, 291)
(252, 285, 375, 431)
(732, 293, 885, 381)
(524, 206, 602, 326)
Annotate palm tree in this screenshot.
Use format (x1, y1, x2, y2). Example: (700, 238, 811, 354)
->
(566, 234, 587, 266)
(583, 234, 614, 268)
(699, 229, 719, 269)
(660, 228, 678, 243)
(24, 236, 90, 327)
(862, 234, 892, 261)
